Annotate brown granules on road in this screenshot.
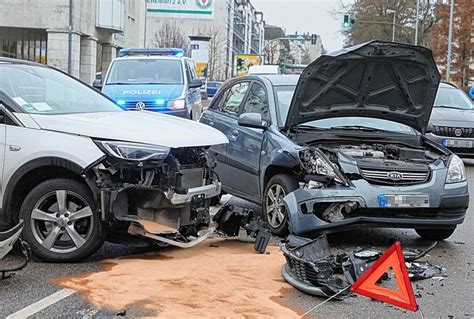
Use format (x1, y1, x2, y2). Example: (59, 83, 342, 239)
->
(58, 238, 301, 318)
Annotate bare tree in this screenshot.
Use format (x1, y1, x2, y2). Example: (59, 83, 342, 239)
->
(263, 40, 282, 65)
(199, 25, 227, 81)
(152, 21, 187, 49)
(334, 0, 439, 47)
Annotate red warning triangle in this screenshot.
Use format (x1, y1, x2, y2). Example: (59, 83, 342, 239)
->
(350, 241, 418, 312)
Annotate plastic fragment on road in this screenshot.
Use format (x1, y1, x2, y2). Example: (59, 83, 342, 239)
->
(350, 242, 418, 312)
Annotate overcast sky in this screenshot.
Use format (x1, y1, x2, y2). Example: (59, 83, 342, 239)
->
(251, 0, 352, 52)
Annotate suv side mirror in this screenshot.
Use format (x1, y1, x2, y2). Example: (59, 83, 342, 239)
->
(189, 78, 203, 89)
(238, 113, 266, 129)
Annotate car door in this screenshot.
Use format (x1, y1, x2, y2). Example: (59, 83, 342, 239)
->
(225, 81, 268, 199)
(184, 60, 201, 120)
(201, 81, 251, 195)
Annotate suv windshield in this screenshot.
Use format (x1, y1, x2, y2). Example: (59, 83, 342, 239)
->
(434, 86, 473, 110)
(106, 59, 184, 85)
(0, 64, 122, 115)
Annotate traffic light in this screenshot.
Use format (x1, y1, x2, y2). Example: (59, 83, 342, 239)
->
(343, 14, 351, 28)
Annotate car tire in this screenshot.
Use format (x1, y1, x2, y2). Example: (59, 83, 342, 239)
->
(263, 174, 299, 237)
(415, 227, 456, 241)
(20, 178, 105, 262)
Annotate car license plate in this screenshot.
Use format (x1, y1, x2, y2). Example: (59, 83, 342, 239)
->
(378, 194, 430, 208)
(442, 139, 474, 148)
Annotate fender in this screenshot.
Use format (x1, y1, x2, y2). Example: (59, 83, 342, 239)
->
(1, 157, 87, 228)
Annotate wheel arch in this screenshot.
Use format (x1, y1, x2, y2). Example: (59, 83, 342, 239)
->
(1, 157, 91, 228)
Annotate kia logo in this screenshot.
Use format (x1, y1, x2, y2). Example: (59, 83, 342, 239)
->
(387, 172, 403, 181)
(135, 102, 146, 111)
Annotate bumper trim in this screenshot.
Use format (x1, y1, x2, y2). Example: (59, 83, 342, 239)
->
(166, 180, 221, 205)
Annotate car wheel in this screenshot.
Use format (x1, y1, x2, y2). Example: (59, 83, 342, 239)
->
(20, 178, 105, 262)
(264, 174, 299, 237)
(415, 227, 456, 241)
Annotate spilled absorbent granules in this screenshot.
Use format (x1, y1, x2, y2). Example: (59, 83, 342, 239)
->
(58, 239, 300, 318)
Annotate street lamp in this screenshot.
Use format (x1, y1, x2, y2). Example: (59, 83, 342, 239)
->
(386, 9, 396, 42)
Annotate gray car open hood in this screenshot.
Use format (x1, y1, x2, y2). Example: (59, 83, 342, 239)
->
(285, 41, 440, 134)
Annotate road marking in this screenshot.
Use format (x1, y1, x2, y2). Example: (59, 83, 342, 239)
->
(7, 288, 76, 319)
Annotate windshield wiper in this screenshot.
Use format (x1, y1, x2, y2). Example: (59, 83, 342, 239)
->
(330, 125, 381, 132)
(296, 125, 330, 131)
(106, 82, 129, 85)
(433, 105, 469, 110)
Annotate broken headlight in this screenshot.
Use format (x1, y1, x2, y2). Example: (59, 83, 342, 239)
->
(96, 140, 170, 161)
(446, 154, 466, 183)
(299, 148, 342, 183)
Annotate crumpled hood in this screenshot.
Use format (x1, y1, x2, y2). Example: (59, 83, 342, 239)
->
(27, 111, 228, 148)
(285, 41, 441, 134)
(102, 84, 184, 101)
(430, 108, 474, 127)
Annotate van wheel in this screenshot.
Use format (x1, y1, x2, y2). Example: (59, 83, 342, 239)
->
(263, 174, 299, 237)
(415, 227, 456, 241)
(20, 178, 104, 262)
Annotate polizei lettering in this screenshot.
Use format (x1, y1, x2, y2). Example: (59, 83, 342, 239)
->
(123, 90, 161, 95)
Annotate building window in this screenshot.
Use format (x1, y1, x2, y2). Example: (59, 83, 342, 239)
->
(0, 27, 47, 64)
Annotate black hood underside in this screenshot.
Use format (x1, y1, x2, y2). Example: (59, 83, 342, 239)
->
(285, 41, 441, 134)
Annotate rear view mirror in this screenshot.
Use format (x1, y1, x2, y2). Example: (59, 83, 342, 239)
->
(238, 113, 266, 129)
(189, 78, 203, 89)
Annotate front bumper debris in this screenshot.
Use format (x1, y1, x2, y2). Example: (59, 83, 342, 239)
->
(0, 221, 31, 279)
(281, 234, 444, 299)
(167, 180, 221, 205)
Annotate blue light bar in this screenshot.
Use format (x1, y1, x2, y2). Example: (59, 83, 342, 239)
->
(119, 48, 185, 57)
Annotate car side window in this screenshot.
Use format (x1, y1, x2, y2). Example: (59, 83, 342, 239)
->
(241, 82, 269, 123)
(184, 61, 192, 83)
(217, 82, 249, 117)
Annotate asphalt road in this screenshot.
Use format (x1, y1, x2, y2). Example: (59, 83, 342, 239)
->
(1, 164, 474, 318)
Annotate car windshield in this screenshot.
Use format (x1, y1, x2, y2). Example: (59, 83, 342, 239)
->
(274, 85, 296, 126)
(302, 117, 415, 134)
(434, 86, 473, 110)
(106, 59, 184, 85)
(0, 64, 123, 115)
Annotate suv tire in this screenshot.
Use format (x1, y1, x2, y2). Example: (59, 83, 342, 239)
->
(20, 178, 105, 262)
(264, 174, 299, 237)
(415, 227, 456, 241)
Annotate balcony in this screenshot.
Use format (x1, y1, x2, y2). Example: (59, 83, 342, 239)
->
(233, 25, 245, 41)
(96, 0, 125, 32)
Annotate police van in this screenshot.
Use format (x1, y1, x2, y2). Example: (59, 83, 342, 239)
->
(101, 48, 203, 120)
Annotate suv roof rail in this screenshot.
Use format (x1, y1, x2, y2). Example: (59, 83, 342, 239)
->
(118, 48, 185, 58)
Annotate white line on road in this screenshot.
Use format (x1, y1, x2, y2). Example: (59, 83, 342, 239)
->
(7, 288, 77, 319)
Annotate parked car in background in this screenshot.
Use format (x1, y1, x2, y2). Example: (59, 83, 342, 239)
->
(427, 82, 474, 157)
(201, 41, 468, 241)
(0, 58, 226, 262)
(206, 81, 223, 98)
(99, 48, 203, 120)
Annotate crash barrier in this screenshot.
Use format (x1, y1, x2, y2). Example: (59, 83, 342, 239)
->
(281, 235, 441, 315)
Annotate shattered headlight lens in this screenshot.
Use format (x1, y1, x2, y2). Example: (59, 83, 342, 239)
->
(446, 154, 466, 183)
(299, 149, 340, 180)
(96, 141, 170, 161)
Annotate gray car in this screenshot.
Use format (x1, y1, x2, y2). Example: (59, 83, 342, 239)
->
(201, 41, 469, 241)
(427, 82, 474, 157)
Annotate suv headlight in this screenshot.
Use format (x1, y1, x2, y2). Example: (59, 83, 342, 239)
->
(446, 154, 466, 183)
(96, 141, 170, 161)
(167, 98, 186, 110)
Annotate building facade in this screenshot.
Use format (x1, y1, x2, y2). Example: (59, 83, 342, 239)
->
(144, 0, 264, 80)
(0, 0, 145, 84)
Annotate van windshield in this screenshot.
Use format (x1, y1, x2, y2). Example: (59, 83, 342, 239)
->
(106, 59, 184, 85)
